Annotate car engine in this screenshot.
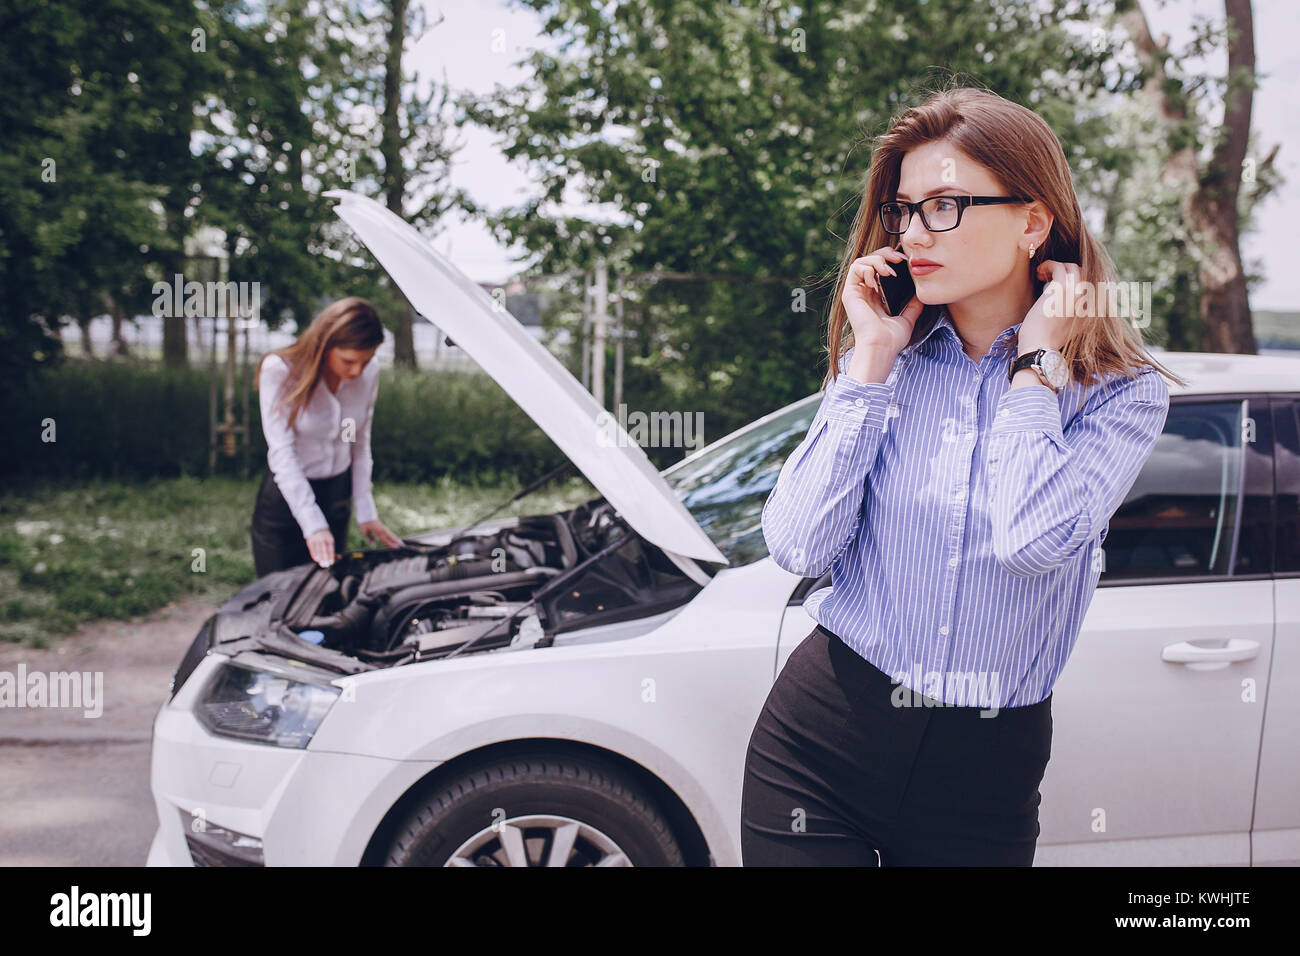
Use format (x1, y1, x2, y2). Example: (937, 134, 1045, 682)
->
(204, 499, 704, 671)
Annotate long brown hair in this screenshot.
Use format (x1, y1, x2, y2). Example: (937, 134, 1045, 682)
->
(823, 83, 1187, 391)
(255, 297, 385, 428)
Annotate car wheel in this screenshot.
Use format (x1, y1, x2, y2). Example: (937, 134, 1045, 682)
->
(385, 752, 685, 867)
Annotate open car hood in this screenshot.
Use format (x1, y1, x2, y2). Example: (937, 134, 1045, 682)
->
(325, 190, 726, 566)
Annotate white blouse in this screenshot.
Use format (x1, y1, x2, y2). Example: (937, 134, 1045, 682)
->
(258, 353, 380, 538)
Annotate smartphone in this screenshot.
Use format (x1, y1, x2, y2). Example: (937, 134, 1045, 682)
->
(877, 256, 915, 317)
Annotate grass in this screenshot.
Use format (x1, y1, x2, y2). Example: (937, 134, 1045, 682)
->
(0, 474, 597, 648)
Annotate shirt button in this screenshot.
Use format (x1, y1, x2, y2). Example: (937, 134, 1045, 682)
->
(854, 398, 865, 407)
(939, 625, 950, 636)
(948, 557, 958, 567)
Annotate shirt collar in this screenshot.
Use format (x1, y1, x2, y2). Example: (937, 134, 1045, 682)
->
(903, 306, 1023, 359)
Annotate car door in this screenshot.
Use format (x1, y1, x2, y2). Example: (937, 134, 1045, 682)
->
(1036, 393, 1275, 865)
(1251, 396, 1300, 865)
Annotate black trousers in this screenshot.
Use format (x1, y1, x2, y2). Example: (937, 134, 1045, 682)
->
(250, 468, 352, 578)
(741, 624, 1053, 867)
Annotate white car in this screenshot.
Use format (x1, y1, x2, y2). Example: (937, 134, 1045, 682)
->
(148, 192, 1300, 866)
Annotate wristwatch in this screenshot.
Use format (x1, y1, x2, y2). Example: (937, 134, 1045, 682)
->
(1008, 348, 1068, 393)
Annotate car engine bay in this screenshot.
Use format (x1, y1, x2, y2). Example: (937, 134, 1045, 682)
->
(201, 500, 706, 675)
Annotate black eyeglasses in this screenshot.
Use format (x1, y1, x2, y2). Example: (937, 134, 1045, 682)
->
(878, 194, 1032, 235)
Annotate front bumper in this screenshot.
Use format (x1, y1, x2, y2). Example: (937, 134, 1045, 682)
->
(149, 656, 443, 866)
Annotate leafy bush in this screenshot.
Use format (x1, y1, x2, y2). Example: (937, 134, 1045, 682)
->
(0, 361, 573, 486)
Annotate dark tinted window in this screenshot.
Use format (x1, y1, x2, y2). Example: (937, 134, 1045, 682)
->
(1100, 399, 1271, 581)
(1275, 399, 1300, 573)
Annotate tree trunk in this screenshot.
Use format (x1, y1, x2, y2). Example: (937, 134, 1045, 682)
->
(110, 299, 131, 358)
(160, 225, 188, 367)
(384, 0, 417, 369)
(1121, 0, 1258, 354)
(394, 301, 416, 367)
(162, 313, 187, 366)
(1168, 268, 1195, 352)
(77, 314, 95, 359)
(1195, 0, 1257, 354)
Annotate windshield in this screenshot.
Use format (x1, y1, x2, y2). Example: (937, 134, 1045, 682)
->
(660, 394, 820, 566)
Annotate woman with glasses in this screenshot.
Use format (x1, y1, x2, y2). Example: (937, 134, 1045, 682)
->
(741, 86, 1187, 866)
(250, 297, 403, 577)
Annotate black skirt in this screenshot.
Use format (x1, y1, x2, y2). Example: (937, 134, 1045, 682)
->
(250, 468, 352, 578)
(741, 624, 1053, 866)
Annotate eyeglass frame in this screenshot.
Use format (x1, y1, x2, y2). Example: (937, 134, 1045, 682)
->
(877, 194, 1034, 235)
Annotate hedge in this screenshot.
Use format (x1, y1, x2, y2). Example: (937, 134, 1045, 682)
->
(0, 360, 579, 487)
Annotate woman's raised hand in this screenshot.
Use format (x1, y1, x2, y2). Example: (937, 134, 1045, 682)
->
(841, 246, 925, 358)
(1018, 258, 1083, 354)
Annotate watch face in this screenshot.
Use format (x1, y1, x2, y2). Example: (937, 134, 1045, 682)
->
(1038, 349, 1068, 388)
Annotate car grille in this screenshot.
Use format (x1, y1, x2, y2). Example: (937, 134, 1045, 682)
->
(178, 807, 265, 865)
(185, 833, 264, 867)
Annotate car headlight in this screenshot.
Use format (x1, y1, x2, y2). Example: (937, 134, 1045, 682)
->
(195, 662, 340, 749)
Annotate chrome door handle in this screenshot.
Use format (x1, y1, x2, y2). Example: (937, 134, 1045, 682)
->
(1161, 639, 1261, 666)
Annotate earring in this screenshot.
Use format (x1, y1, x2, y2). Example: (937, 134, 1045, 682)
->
(1028, 243, 1036, 260)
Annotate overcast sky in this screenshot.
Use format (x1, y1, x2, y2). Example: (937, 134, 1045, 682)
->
(408, 0, 1298, 311)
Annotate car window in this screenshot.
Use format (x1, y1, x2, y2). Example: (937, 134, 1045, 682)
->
(661, 396, 818, 566)
(1274, 398, 1300, 574)
(1099, 399, 1262, 581)
(665, 393, 1274, 581)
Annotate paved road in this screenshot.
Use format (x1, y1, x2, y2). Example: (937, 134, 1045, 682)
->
(0, 600, 217, 866)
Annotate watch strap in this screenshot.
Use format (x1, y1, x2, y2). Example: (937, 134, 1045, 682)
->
(1008, 349, 1046, 384)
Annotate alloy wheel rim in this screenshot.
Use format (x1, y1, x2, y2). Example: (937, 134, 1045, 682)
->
(444, 813, 633, 867)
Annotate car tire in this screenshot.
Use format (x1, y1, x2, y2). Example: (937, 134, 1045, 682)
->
(384, 752, 685, 867)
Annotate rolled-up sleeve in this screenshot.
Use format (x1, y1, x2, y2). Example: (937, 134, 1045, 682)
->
(986, 366, 1170, 577)
(761, 346, 895, 577)
(350, 362, 380, 526)
(259, 356, 329, 538)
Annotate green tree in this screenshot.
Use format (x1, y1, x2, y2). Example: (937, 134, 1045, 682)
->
(459, 0, 1133, 441)
(0, 0, 220, 379)
(194, 0, 468, 347)
(375, 0, 469, 368)
(193, 0, 361, 329)
(1115, 0, 1281, 353)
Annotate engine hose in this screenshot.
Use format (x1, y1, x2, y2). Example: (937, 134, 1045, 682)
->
(304, 591, 384, 644)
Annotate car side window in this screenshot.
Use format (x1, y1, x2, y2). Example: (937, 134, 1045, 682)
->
(1274, 398, 1300, 574)
(1099, 398, 1269, 582)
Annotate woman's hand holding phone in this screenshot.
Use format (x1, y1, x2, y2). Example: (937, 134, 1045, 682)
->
(840, 246, 924, 382)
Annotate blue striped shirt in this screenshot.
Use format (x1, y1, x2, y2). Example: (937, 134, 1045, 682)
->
(761, 307, 1170, 709)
